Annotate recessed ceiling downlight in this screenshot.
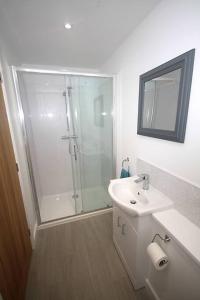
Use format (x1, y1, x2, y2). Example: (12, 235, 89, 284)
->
(64, 23, 72, 29)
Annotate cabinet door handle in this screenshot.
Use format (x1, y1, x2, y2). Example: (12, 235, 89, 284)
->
(121, 224, 126, 235)
(117, 216, 121, 227)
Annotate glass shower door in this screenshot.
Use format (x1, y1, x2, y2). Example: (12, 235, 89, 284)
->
(17, 72, 82, 222)
(69, 75, 114, 213)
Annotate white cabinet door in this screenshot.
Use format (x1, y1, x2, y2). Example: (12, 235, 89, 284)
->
(120, 216, 144, 288)
(113, 206, 123, 246)
(113, 205, 144, 289)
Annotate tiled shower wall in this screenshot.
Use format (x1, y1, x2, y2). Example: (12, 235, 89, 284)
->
(136, 158, 200, 227)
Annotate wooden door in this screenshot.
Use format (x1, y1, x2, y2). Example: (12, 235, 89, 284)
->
(0, 75, 32, 300)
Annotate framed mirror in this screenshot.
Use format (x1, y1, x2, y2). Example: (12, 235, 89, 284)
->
(137, 49, 195, 143)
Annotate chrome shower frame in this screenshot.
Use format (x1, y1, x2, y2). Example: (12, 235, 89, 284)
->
(12, 66, 117, 225)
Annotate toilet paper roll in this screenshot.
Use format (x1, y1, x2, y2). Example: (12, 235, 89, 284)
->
(147, 242, 168, 271)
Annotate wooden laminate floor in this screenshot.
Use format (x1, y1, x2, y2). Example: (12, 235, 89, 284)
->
(26, 212, 149, 300)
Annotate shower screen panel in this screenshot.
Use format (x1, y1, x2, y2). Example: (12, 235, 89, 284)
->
(16, 71, 114, 223)
(71, 76, 113, 212)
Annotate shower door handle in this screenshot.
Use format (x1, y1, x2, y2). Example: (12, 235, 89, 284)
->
(62, 135, 78, 160)
(69, 139, 72, 155)
(74, 145, 77, 161)
(68, 139, 78, 161)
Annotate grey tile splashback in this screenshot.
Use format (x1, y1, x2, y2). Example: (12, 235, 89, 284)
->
(136, 159, 200, 227)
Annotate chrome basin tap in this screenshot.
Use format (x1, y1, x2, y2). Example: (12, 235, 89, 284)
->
(134, 173, 149, 190)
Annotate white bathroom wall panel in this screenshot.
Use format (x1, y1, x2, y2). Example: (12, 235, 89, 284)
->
(101, 0, 200, 187)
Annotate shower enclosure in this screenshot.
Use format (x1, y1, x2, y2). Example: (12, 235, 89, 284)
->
(14, 69, 114, 223)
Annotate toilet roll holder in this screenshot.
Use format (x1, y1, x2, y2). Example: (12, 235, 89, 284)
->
(151, 233, 171, 243)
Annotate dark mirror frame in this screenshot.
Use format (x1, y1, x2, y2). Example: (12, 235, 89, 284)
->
(137, 49, 195, 143)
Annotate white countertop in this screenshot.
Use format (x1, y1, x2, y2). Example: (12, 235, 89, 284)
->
(153, 209, 200, 266)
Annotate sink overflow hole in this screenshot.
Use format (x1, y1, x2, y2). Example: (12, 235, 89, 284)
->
(130, 200, 137, 204)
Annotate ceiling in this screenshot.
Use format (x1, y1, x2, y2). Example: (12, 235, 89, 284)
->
(0, 0, 160, 69)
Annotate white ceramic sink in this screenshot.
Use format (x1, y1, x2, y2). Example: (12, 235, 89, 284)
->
(108, 176, 173, 217)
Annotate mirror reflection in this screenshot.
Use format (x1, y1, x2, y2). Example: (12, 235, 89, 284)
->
(142, 68, 181, 131)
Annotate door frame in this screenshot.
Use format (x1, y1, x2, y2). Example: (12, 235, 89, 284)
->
(12, 66, 117, 225)
(0, 69, 32, 300)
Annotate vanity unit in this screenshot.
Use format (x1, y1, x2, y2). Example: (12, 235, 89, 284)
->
(109, 176, 173, 289)
(109, 176, 200, 299)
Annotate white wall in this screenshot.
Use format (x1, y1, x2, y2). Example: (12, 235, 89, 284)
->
(0, 37, 37, 246)
(101, 0, 200, 187)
